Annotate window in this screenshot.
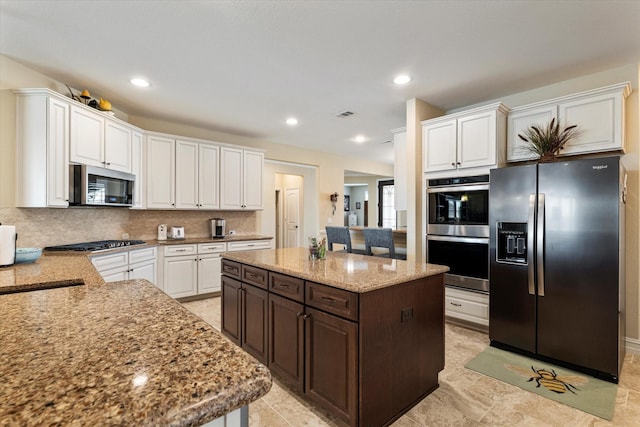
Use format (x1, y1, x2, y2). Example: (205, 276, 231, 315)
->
(377, 179, 395, 228)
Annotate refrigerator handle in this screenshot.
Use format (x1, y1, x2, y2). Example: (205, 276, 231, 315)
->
(527, 194, 535, 296)
(537, 193, 545, 297)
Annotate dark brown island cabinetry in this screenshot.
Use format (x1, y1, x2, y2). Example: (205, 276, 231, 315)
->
(221, 253, 445, 427)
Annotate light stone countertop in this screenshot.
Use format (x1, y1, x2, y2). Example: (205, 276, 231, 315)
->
(0, 255, 272, 426)
(222, 247, 449, 293)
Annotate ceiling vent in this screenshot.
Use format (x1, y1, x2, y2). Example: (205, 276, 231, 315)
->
(336, 110, 354, 118)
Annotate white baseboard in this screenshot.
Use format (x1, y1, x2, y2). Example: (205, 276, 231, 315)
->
(626, 337, 640, 354)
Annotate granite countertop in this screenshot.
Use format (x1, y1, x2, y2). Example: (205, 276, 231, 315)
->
(0, 255, 272, 426)
(222, 247, 449, 293)
(149, 235, 273, 246)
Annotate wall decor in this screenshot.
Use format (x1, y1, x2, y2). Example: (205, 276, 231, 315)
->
(344, 195, 350, 211)
(356, 202, 361, 209)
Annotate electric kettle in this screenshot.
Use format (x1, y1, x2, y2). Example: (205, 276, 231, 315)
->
(0, 224, 17, 266)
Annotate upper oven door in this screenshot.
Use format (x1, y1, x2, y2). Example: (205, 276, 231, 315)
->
(427, 183, 489, 237)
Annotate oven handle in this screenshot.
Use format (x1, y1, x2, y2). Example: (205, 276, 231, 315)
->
(426, 235, 488, 245)
(427, 183, 489, 193)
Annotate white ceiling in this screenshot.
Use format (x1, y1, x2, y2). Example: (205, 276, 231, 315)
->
(1, 1, 639, 165)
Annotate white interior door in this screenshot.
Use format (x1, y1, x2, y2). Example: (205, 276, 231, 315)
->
(284, 187, 300, 248)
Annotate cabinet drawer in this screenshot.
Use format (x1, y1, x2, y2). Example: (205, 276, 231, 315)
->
(91, 252, 128, 272)
(198, 242, 227, 254)
(306, 281, 358, 321)
(444, 288, 489, 326)
(227, 240, 272, 252)
(221, 259, 241, 279)
(242, 265, 268, 290)
(129, 246, 156, 264)
(164, 244, 197, 256)
(269, 272, 304, 303)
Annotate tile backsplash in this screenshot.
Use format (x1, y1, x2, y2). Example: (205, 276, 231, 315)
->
(0, 207, 257, 247)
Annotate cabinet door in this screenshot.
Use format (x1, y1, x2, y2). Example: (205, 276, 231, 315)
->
(423, 119, 457, 173)
(129, 260, 157, 285)
(70, 105, 104, 167)
(175, 140, 199, 209)
(268, 293, 304, 392)
(198, 253, 222, 293)
(163, 254, 197, 298)
(104, 119, 132, 172)
(457, 110, 496, 169)
(131, 130, 145, 208)
(242, 283, 269, 364)
(199, 144, 220, 209)
(559, 91, 625, 155)
(305, 307, 358, 425)
(146, 135, 175, 208)
(243, 150, 264, 209)
(220, 147, 243, 209)
(47, 97, 70, 207)
(100, 266, 129, 282)
(222, 276, 242, 346)
(507, 105, 557, 162)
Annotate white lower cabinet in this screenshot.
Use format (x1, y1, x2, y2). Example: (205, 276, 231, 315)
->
(444, 287, 489, 328)
(92, 247, 157, 285)
(162, 242, 226, 298)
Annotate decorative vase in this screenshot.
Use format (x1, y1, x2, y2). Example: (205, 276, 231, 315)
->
(308, 236, 327, 260)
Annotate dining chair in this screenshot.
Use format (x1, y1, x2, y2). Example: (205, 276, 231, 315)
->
(363, 227, 405, 259)
(325, 226, 353, 253)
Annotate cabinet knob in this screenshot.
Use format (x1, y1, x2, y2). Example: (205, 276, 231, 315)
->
(456, 162, 461, 166)
(451, 162, 456, 166)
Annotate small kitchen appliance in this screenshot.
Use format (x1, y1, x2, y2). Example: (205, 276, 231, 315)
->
(0, 224, 17, 266)
(157, 224, 167, 241)
(210, 218, 226, 238)
(169, 226, 185, 239)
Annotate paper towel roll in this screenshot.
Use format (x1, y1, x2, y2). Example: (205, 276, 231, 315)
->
(0, 225, 17, 266)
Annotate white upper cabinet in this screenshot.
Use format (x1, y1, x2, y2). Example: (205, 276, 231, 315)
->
(175, 140, 200, 209)
(220, 147, 264, 210)
(199, 144, 220, 210)
(131, 130, 145, 209)
(14, 89, 70, 208)
(147, 134, 222, 210)
(70, 105, 104, 167)
(423, 102, 508, 176)
(423, 119, 458, 172)
(146, 135, 175, 209)
(104, 119, 132, 172)
(507, 82, 631, 162)
(175, 140, 219, 209)
(70, 104, 133, 173)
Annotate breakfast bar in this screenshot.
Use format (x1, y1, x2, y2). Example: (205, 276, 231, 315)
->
(0, 255, 271, 426)
(221, 247, 448, 427)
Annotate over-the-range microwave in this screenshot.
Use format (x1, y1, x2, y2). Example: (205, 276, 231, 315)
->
(69, 164, 135, 207)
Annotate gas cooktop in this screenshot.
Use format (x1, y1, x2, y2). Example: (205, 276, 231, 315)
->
(44, 240, 146, 252)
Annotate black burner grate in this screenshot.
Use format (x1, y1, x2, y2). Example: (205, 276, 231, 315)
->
(44, 240, 146, 252)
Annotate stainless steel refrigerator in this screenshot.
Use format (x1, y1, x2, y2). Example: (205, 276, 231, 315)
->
(489, 155, 626, 382)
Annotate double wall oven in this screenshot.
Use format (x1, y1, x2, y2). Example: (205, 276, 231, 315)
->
(427, 175, 489, 293)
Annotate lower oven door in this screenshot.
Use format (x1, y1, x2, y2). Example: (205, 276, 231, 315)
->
(427, 235, 489, 293)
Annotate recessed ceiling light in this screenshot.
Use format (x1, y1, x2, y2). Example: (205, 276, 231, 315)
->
(286, 117, 298, 126)
(355, 135, 366, 143)
(130, 78, 150, 88)
(393, 74, 411, 85)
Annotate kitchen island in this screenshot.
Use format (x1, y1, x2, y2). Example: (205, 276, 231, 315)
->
(0, 254, 271, 426)
(221, 248, 448, 427)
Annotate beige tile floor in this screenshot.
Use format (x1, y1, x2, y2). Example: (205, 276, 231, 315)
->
(183, 297, 640, 426)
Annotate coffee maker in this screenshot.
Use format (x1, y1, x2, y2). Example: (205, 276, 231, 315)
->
(210, 218, 226, 238)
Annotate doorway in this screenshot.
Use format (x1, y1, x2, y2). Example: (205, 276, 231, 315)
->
(378, 179, 395, 227)
(275, 173, 303, 248)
